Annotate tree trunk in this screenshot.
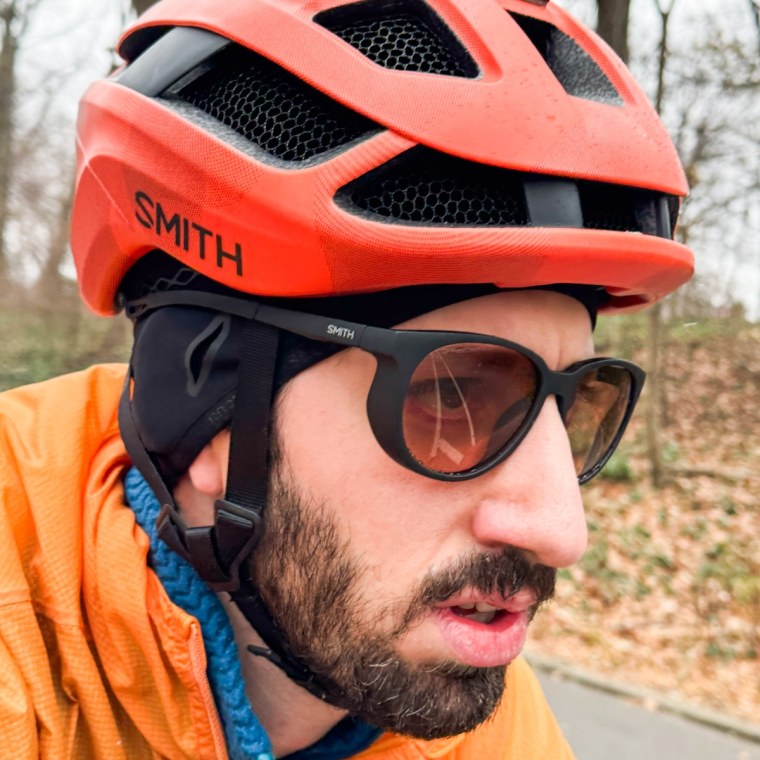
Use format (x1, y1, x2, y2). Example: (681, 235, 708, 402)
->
(596, 0, 631, 63)
(654, 4, 673, 115)
(644, 0, 678, 488)
(35, 170, 75, 307)
(0, 0, 19, 283)
(131, 0, 158, 15)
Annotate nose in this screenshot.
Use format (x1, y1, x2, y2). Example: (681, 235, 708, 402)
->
(468, 399, 588, 568)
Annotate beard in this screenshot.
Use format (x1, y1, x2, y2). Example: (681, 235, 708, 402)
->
(249, 470, 556, 740)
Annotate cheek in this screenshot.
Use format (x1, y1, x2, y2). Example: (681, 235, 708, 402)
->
(277, 351, 377, 486)
(276, 355, 463, 589)
(276, 352, 389, 533)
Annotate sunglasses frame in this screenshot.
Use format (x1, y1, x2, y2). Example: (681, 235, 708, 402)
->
(126, 291, 646, 484)
(254, 303, 646, 484)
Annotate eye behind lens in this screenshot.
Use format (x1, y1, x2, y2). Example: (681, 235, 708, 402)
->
(402, 342, 539, 474)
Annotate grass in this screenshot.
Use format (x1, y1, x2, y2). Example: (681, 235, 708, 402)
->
(1, 299, 130, 391)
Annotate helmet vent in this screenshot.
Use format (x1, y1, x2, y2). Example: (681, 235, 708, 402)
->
(170, 45, 380, 163)
(579, 182, 638, 232)
(337, 147, 529, 226)
(509, 13, 622, 106)
(338, 147, 676, 236)
(578, 181, 675, 237)
(315, 0, 479, 78)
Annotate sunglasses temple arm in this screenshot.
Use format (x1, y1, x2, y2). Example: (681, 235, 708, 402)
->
(123, 290, 372, 348)
(254, 305, 370, 347)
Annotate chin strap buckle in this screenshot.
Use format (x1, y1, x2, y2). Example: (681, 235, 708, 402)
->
(157, 498, 261, 592)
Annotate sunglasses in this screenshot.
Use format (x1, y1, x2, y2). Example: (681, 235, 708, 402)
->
(128, 292, 645, 483)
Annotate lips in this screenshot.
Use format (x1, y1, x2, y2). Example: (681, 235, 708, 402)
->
(431, 589, 536, 667)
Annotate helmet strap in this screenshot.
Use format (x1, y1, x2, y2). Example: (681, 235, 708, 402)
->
(119, 317, 333, 701)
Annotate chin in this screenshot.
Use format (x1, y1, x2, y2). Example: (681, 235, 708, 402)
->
(316, 652, 509, 740)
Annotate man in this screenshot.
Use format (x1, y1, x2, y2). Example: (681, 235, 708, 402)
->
(0, 0, 693, 757)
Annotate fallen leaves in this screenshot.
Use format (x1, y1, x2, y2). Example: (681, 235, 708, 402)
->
(528, 322, 760, 725)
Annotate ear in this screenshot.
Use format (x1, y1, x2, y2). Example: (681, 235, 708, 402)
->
(187, 429, 231, 498)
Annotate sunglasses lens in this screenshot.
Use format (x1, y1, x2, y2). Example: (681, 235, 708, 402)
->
(402, 343, 539, 473)
(565, 364, 633, 478)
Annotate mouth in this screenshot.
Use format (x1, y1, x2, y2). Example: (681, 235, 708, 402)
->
(437, 588, 537, 620)
(448, 602, 505, 625)
(429, 589, 536, 667)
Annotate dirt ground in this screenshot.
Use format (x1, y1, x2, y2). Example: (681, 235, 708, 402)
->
(528, 323, 760, 725)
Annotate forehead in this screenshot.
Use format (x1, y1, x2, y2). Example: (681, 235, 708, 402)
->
(397, 290, 594, 365)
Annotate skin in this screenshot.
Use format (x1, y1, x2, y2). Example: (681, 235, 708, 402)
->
(175, 289, 594, 756)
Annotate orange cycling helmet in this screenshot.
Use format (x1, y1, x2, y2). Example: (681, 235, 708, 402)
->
(73, 0, 692, 317)
(71, 0, 695, 702)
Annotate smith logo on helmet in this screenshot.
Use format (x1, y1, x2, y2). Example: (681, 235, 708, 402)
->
(134, 190, 244, 277)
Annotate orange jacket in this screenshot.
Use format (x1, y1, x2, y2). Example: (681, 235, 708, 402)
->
(0, 365, 575, 759)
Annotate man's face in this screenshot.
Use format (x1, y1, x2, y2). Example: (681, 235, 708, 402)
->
(252, 290, 593, 738)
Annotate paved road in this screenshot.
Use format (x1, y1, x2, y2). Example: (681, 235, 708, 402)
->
(536, 669, 760, 760)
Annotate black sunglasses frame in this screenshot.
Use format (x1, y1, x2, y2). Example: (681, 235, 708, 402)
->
(126, 291, 646, 484)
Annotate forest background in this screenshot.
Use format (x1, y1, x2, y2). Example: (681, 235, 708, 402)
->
(0, 0, 758, 726)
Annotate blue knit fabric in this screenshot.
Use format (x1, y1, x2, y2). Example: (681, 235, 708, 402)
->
(124, 467, 381, 760)
(125, 467, 273, 760)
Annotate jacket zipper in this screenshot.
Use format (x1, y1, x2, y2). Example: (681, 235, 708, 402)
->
(188, 620, 229, 760)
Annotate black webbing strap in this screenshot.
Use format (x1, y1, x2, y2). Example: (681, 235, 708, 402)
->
(224, 318, 278, 522)
(118, 321, 274, 593)
(178, 318, 280, 592)
(224, 320, 332, 699)
(118, 368, 196, 567)
(118, 368, 177, 514)
(118, 364, 255, 585)
(232, 581, 330, 701)
(120, 313, 334, 701)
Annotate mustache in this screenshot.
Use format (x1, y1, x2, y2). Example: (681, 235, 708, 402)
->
(393, 547, 556, 635)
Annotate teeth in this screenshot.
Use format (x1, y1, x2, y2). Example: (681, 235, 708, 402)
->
(469, 610, 497, 624)
(449, 601, 502, 623)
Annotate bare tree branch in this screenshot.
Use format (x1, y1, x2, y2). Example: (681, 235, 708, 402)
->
(596, 0, 631, 62)
(749, 0, 760, 55)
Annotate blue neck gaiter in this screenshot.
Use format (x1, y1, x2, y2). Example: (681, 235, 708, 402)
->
(124, 466, 381, 760)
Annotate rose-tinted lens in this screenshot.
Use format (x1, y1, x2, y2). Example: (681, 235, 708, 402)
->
(565, 365, 632, 477)
(402, 343, 538, 473)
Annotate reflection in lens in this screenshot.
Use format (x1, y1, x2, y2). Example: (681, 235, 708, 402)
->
(402, 344, 538, 473)
(566, 365, 632, 477)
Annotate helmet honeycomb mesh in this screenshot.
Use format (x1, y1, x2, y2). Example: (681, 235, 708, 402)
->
(175, 46, 379, 162)
(339, 147, 675, 235)
(510, 13, 622, 106)
(316, 0, 478, 78)
(339, 148, 529, 225)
